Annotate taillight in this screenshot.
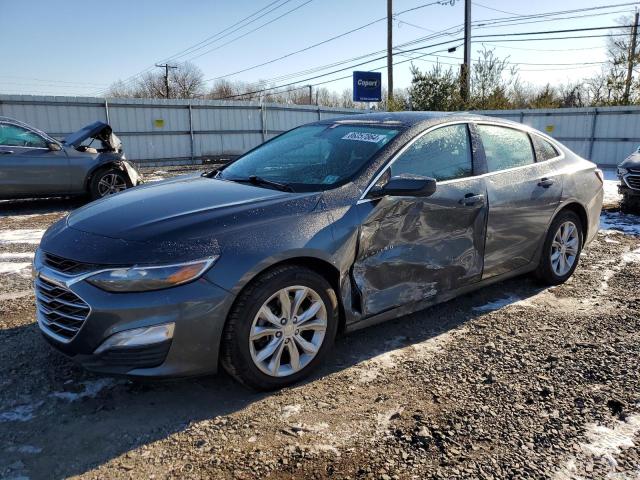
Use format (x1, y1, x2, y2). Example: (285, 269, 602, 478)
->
(594, 169, 604, 184)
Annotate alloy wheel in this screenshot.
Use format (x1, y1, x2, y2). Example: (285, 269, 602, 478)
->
(97, 173, 127, 197)
(550, 220, 579, 276)
(249, 285, 327, 377)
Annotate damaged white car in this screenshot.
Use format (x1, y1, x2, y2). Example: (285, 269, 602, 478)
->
(0, 117, 142, 200)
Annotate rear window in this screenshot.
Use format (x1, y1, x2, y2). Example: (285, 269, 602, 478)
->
(532, 134, 560, 161)
(477, 125, 535, 172)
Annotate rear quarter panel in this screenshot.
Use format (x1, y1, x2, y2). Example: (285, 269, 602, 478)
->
(554, 153, 603, 246)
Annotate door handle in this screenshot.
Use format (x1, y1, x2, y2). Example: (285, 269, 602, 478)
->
(538, 177, 555, 188)
(0, 150, 14, 154)
(459, 193, 485, 206)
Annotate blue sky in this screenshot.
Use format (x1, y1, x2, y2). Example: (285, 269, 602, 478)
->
(1, 0, 637, 97)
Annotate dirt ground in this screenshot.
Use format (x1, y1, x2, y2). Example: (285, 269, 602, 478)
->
(0, 169, 639, 480)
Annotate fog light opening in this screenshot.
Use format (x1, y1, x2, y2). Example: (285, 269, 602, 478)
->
(94, 323, 175, 355)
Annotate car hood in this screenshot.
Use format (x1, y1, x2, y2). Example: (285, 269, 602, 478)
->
(620, 151, 640, 169)
(40, 175, 321, 264)
(62, 121, 121, 151)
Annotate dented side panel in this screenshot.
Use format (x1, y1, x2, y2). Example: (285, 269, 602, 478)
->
(352, 177, 488, 317)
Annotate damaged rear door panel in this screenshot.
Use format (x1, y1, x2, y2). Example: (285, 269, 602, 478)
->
(351, 123, 489, 317)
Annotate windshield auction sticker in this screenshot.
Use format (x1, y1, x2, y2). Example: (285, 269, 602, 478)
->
(341, 132, 388, 143)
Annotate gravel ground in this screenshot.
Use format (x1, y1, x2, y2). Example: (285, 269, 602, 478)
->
(0, 171, 638, 480)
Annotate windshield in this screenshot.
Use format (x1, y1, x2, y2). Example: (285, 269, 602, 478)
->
(218, 124, 400, 191)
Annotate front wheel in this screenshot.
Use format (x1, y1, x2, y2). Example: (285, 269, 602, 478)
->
(90, 169, 129, 200)
(536, 210, 583, 285)
(221, 265, 339, 391)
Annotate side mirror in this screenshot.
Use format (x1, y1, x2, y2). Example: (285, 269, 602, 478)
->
(47, 142, 61, 151)
(369, 175, 437, 198)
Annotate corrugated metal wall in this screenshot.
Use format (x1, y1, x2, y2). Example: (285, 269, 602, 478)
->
(2, 95, 638, 166)
(0, 95, 363, 165)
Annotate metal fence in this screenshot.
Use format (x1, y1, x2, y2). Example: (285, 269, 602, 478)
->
(0, 95, 363, 166)
(1, 94, 639, 167)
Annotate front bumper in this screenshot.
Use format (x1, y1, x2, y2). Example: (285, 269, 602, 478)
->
(33, 259, 234, 377)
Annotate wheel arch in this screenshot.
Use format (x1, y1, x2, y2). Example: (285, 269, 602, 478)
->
(220, 256, 347, 347)
(84, 160, 131, 192)
(553, 201, 589, 242)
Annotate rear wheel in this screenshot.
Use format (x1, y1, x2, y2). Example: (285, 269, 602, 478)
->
(221, 265, 338, 391)
(536, 210, 583, 285)
(90, 169, 129, 200)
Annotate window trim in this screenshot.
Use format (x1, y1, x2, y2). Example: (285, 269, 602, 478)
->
(475, 123, 537, 174)
(359, 120, 475, 202)
(530, 132, 562, 163)
(358, 120, 567, 203)
(388, 122, 474, 184)
(0, 121, 51, 149)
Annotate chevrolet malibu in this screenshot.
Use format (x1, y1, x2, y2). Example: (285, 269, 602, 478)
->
(34, 113, 603, 390)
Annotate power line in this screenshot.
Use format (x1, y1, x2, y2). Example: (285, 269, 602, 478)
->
(205, 0, 455, 82)
(161, 0, 290, 63)
(92, 0, 306, 95)
(212, 22, 634, 100)
(182, 0, 315, 62)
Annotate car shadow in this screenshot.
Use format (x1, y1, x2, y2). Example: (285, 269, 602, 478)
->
(0, 197, 86, 216)
(0, 275, 545, 479)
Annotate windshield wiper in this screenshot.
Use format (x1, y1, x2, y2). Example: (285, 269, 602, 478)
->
(227, 175, 295, 192)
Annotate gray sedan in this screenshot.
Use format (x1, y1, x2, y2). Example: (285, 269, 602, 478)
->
(34, 112, 603, 390)
(0, 116, 141, 200)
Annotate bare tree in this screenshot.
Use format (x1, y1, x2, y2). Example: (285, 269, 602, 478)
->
(106, 62, 205, 99)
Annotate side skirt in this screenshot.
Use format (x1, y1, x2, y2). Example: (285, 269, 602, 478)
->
(344, 262, 537, 333)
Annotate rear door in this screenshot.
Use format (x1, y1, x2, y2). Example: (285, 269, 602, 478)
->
(353, 123, 489, 316)
(476, 124, 563, 278)
(0, 122, 70, 197)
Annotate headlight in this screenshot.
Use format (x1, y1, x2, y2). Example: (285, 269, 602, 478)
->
(618, 167, 628, 176)
(86, 257, 218, 292)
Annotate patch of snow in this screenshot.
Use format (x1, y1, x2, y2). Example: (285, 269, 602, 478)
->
(473, 294, 522, 313)
(555, 414, 640, 479)
(602, 168, 621, 206)
(622, 247, 640, 263)
(281, 404, 302, 419)
(0, 229, 45, 244)
(49, 378, 118, 402)
(0, 262, 31, 275)
(600, 247, 640, 293)
(0, 252, 34, 260)
(0, 290, 32, 302)
(600, 211, 640, 236)
(0, 402, 43, 422)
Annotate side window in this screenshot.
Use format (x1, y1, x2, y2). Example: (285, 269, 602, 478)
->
(0, 124, 48, 148)
(532, 134, 560, 161)
(477, 125, 534, 172)
(390, 124, 473, 182)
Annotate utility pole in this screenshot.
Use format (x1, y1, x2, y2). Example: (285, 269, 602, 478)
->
(387, 0, 393, 104)
(624, 10, 639, 104)
(308, 85, 313, 105)
(155, 63, 178, 99)
(460, 0, 471, 104)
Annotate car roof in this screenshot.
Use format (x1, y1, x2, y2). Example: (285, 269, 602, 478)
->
(316, 111, 525, 130)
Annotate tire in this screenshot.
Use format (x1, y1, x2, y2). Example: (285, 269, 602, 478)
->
(89, 169, 130, 200)
(536, 210, 583, 285)
(221, 265, 339, 391)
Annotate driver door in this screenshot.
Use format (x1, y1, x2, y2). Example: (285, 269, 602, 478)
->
(353, 123, 488, 316)
(0, 122, 70, 197)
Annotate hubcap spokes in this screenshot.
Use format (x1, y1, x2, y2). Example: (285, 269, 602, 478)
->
(249, 286, 327, 377)
(98, 174, 127, 196)
(551, 221, 579, 276)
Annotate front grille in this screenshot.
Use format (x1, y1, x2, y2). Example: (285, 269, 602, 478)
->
(35, 277, 90, 342)
(42, 252, 101, 275)
(625, 174, 640, 191)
